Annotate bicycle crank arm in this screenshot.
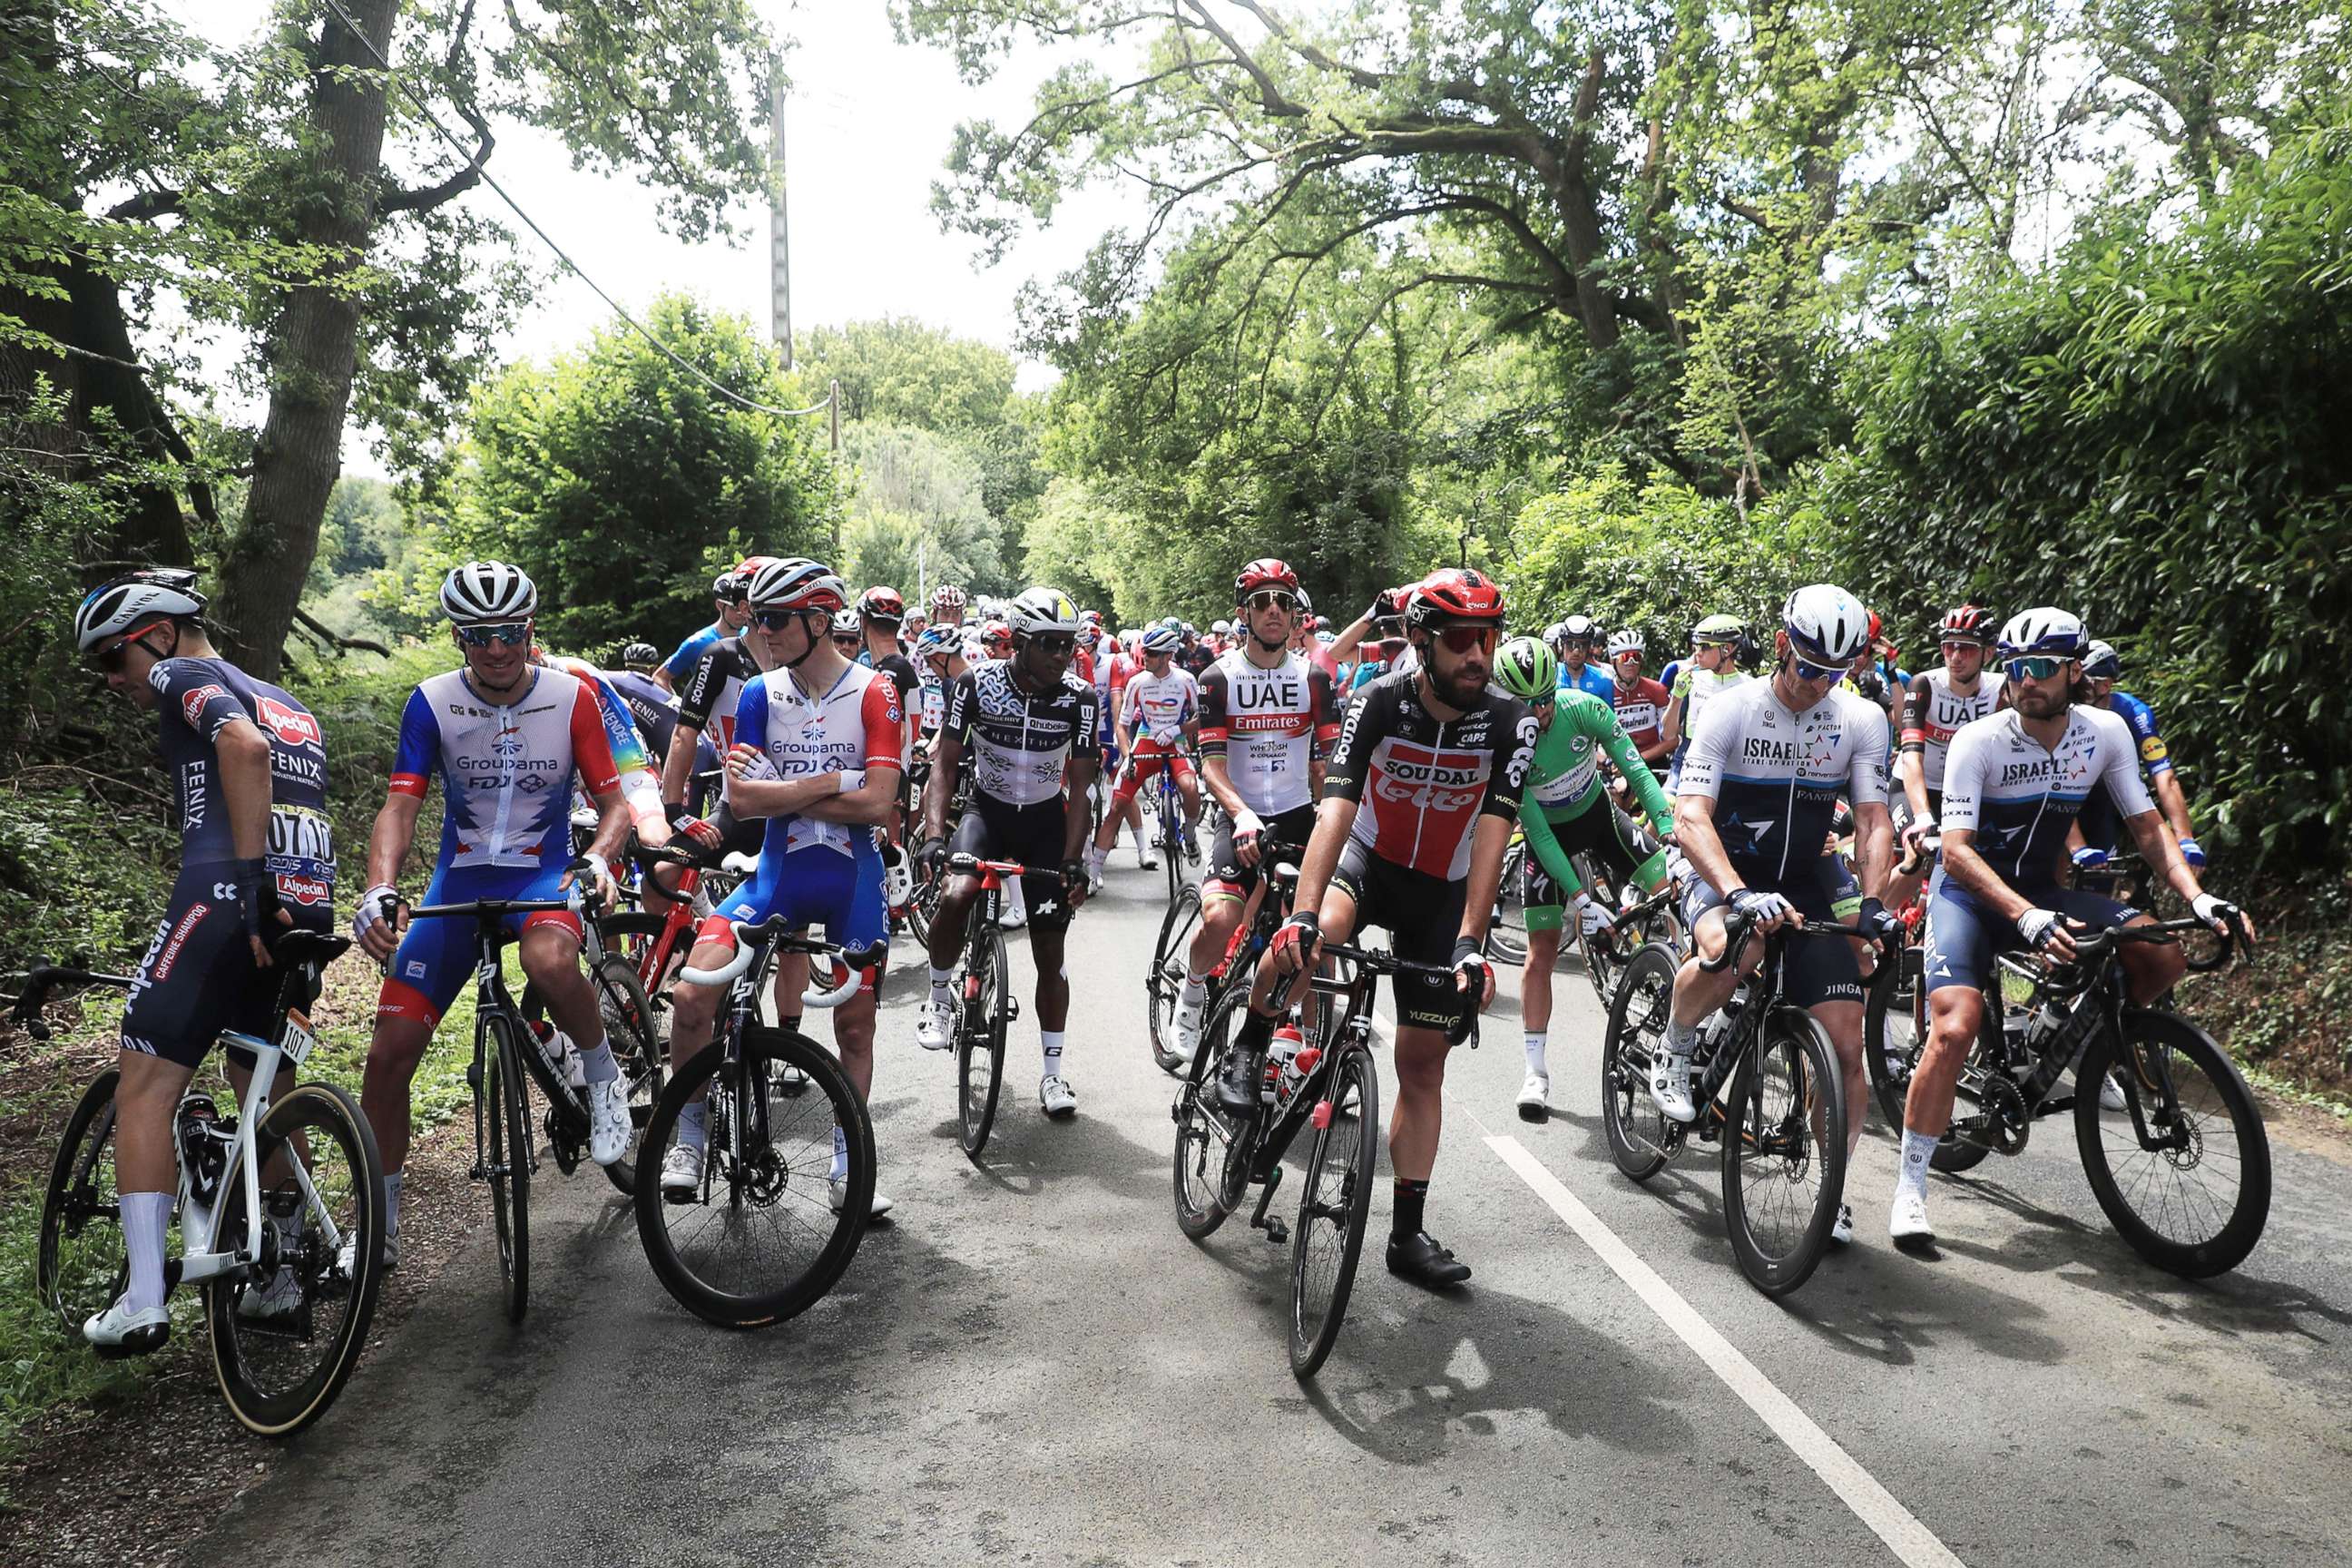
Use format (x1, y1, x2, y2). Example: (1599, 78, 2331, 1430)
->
(1249, 1163, 1287, 1240)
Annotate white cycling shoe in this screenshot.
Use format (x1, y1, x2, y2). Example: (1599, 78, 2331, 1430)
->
(1171, 1003, 1204, 1066)
(2098, 1072, 2127, 1112)
(1516, 1072, 1550, 1123)
(1039, 1075, 1078, 1118)
(238, 1265, 305, 1321)
(1889, 1189, 1935, 1247)
(660, 1140, 705, 1199)
(1830, 1203, 1856, 1246)
(998, 896, 1028, 930)
(337, 1228, 397, 1279)
(1649, 1053, 1699, 1123)
(916, 997, 957, 1052)
(1135, 842, 1158, 871)
(828, 1181, 895, 1219)
(83, 1295, 170, 1357)
(586, 1077, 632, 1167)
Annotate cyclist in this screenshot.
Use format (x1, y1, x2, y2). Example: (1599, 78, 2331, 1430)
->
(858, 587, 922, 793)
(656, 559, 905, 1216)
(1605, 629, 1674, 770)
(1889, 604, 1998, 909)
(2071, 640, 2206, 869)
(1551, 616, 1616, 701)
(620, 642, 662, 676)
(1889, 609, 2250, 1246)
(830, 609, 863, 657)
(69, 571, 337, 1349)
(912, 624, 966, 752)
(1166, 561, 1339, 1062)
(1659, 614, 1750, 789)
(1491, 637, 1676, 1122)
(656, 557, 766, 693)
(977, 618, 1014, 664)
(930, 583, 968, 634)
(1086, 624, 1201, 876)
(1176, 622, 1216, 679)
(660, 583, 772, 867)
(1221, 568, 1535, 1289)
(353, 564, 633, 1269)
(915, 587, 1102, 1118)
(1654, 585, 1901, 1247)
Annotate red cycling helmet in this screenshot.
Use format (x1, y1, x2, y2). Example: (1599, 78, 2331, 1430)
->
(858, 585, 906, 622)
(1235, 558, 1300, 599)
(1937, 603, 1994, 644)
(1405, 568, 1506, 630)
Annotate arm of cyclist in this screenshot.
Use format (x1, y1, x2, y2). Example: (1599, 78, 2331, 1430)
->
(2122, 804, 2251, 940)
(1061, 744, 1102, 908)
(355, 791, 423, 962)
(1601, 718, 1675, 839)
(212, 713, 289, 962)
(565, 784, 628, 907)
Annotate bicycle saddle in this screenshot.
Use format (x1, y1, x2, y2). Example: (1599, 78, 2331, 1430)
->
(274, 930, 353, 971)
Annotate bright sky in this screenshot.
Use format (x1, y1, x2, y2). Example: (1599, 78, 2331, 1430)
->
(175, 1, 1150, 465)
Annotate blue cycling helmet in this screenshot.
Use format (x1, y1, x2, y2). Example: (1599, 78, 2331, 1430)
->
(1140, 625, 1182, 655)
(2082, 639, 2121, 680)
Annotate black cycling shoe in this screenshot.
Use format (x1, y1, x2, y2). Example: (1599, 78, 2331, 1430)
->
(1215, 1045, 1265, 1114)
(1386, 1230, 1473, 1290)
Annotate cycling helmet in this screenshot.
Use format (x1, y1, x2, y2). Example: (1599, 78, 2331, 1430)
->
(914, 625, 960, 661)
(1140, 624, 1182, 656)
(1404, 568, 1506, 630)
(745, 556, 848, 612)
(720, 554, 777, 602)
(980, 618, 1013, 650)
(1235, 557, 1300, 599)
(1181, 622, 1199, 637)
(1081, 608, 1104, 627)
(1606, 628, 1644, 659)
(1780, 584, 1872, 666)
(1690, 613, 1744, 647)
(1492, 636, 1558, 701)
(712, 569, 739, 598)
(2082, 640, 2121, 681)
(1005, 584, 1082, 639)
(620, 642, 660, 673)
(833, 610, 862, 637)
(1315, 628, 1336, 645)
(1554, 613, 1598, 644)
(1159, 615, 1183, 632)
(74, 568, 207, 654)
(1296, 588, 1313, 615)
(858, 586, 906, 623)
(1998, 607, 2088, 660)
(1210, 619, 1233, 637)
(931, 583, 967, 614)
(1938, 603, 1994, 645)
(440, 561, 538, 624)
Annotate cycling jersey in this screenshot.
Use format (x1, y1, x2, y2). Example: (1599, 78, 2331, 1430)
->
(870, 652, 921, 715)
(916, 669, 949, 737)
(1557, 662, 1615, 702)
(1198, 649, 1340, 818)
(545, 655, 662, 828)
(730, 662, 905, 859)
(677, 636, 760, 752)
(389, 666, 622, 871)
(604, 669, 682, 765)
(1521, 689, 1673, 896)
(1325, 671, 1536, 882)
(1176, 643, 1216, 679)
(146, 656, 334, 905)
(1665, 666, 1751, 789)
(942, 660, 1099, 808)
(1936, 705, 2152, 888)
(661, 621, 728, 685)
(1610, 675, 1672, 752)
(1120, 666, 1200, 746)
(2102, 689, 2172, 775)
(1675, 679, 1887, 884)
(1898, 666, 1998, 793)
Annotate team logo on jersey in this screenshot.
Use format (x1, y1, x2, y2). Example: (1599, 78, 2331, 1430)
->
(257, 695, 322, 750)
(493, 725, 525, 760)
(276, 872, 331, 907)
(180, 683, 227, 730)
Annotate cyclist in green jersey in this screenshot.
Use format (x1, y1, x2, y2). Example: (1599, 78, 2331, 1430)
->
(1492, 638, 1676, 1122)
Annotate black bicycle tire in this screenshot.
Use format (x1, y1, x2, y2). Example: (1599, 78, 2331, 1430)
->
(37, 1069, 125, 1335)
(957, 919, 1009, 1159)
(1149, 884, 1205, 1075)
(1720, 1007, 1846, 1297)
(632, 1031, 874, 1327)
(485, 1015, 531, 1324)
(2074, 1011, 2270, 1278)
(207, 1082, 387, 1437)
(1599, 944, 1678, 1183)
(1289, 1041, 1379, 1377)
(1863, 954, 1922, 1131)
(1163, 791, 1182, 905)
(1172, 988, 1249, 1240)
(589, 955, 665, 1196)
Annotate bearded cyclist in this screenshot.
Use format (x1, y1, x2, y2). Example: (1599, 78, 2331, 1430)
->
(1221, 568, 1535, 1289)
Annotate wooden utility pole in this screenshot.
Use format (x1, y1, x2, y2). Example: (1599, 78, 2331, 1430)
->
(769, 55, 792, 368)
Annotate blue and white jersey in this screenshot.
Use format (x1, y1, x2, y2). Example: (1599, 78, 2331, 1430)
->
(1936, 704, 2152, 888)
(1557, 662, 1616, 702)
(390, 667, 622, 872)
(1676, 679, 1887, 883)
(728, 662, 905, 860)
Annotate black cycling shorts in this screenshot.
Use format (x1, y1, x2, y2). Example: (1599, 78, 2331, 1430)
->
(1677, 858, 1864, 1010)
(1524, 801, 1660, 911)
(950, 794, 1080, 931)
(121, 869, 330, 1071)
(1202, 803, 1319, 903)
(1329, 838, 1465, 1034)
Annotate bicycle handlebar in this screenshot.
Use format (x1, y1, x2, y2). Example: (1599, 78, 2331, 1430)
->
(678, 916, 845, 987)
(1698, 909, 1878, 974)
(6, 962, 136, 1042)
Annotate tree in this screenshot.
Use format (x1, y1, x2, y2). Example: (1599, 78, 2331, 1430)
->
(798, 317, 1018, 434)
(839, 420, 1011, 595)
(446, 294, 843, 652)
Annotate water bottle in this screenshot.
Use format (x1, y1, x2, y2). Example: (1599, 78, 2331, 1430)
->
(1265, 1024, 1305, 1102)
(530, 1019, 584, 1089)
(176, 1095, 228, 1207)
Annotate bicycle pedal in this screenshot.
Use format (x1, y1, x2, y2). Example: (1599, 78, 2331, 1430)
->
(1261, 1217, 1289, 1244)
(1005, 1000, 1021, 1021)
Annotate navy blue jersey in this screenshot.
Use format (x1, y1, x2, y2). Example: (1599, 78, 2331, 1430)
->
(147, 655, 335, 911)
(604, 668, 681, 765)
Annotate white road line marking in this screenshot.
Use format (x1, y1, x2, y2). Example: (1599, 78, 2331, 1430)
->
(1485, 1133, 1966, 1568)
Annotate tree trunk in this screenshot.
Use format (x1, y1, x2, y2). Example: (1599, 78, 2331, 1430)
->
(212, 0, 399, 677)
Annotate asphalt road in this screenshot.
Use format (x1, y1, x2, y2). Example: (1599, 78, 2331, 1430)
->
(198, 858, 2352, 1568)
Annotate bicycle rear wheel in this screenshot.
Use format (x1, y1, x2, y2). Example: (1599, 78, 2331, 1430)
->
(1172, 988, 1249, 1240)
(635, 1028, 872, 1328)
(957, 920, 1010, 1158)
(484, 1016, 532, 1324)
(208, 1082, 387, 1437)
(1162, 794, 1183, 904)
(1721, 1007, 1846, 1297)
(1489, 842, 1527, 966)
(1864, 950, 1923, 1131)
(1149, 884, 1205, 1075)
(592, 954, 665, 1195)
(1600, 944, 1678, 1182)
(38, 1069, 126, 1335)
(2075, 1011, 2270, 1278)
(1289, 1041, 1379, 1378)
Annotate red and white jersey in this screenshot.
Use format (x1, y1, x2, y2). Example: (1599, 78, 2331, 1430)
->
(730, 662, 904, 858)
(1899, 667, 1999, 792)
(1121, 666, 1199, 747)
(1199, 648, 1342, 817)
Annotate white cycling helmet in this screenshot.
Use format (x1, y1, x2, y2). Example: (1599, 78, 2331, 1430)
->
(1780, 583, 1872, 666)
(1140, 624, 1181, 656)
(1005, 584, 1083, 638)
(1211, 619, 1233, 636)
(1997, 607, 2088, 660)
(440, 561, 538, 624)
(74, 568, 207, 654)
(1606, 628, 1644, 659)
(2082, 639, 2121, 680)
(745, 556, 848, 612)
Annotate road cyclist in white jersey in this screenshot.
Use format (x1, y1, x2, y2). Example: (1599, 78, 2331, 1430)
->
(1886, 607, 2252, 1247)
(352, 563, 633, 1269)
(1886, 603, 1998, 912)
(1166, 558, 1340, 1063)
(1085, 624, 1203, 876)
(1657, 584, 1904, 1248)
(1658, 612, 1750, 792)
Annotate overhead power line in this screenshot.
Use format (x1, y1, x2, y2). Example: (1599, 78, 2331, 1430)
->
(318, 0, 832, 421)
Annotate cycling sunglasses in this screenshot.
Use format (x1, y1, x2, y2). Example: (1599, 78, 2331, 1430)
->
(1433, 624, 1499, 656)
(1026, 634, 1076, 656)
(831, 633, 861, 651)
(456, 622, 532, 649)
(1791, 655, 1846, 682)
(750, 608, 807, 632)
(1243, 590, 1298, 613)
(2006, 655, 2072, 681)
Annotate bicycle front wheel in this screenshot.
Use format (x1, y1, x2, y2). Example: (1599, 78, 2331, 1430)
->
(1600, 944, 1678, 1183)
(1172, 989, 1249, 1240)
(1149, 883, 1205, 1075)
(957, 921, 1010, 1159)
(485, 1016, 532, 1324)
(591, 954, 665, 1195)
(1289, 1041, 1379, 1378)
(1720, 1006, 1847, 1297)
(635, 1028, 873, 1328)
(38, 1069, 126, 1336)
(1863, 950, 1923, 1131)
(208, 1082, 387, 1437)
(2075, 1010, 2270, 1278)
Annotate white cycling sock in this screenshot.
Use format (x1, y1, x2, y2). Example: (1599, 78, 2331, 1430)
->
(678, 1100, 709, 1152)
(122, 1191, 172, 1315)
(384, 1169, 404, 1236)
(575, 1037, 619, 1085)
(1663, 1018, 1697, 1061)
(1181, 975, 1208, 1009)
(830, 1124, 848, 1183)
(1042, 1029, 1065, 1079)
(928, 965, 953, 1004)
(1524, 1031, 1547, 1077)
(1896, 1128, 1938, 1200)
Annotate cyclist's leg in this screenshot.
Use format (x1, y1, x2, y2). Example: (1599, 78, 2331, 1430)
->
(1173, 753, 1203, 827)
(1906, 884, 2000, 1135)
(781, 847, 889, 1100)
(672, 857, 790, 1075)
(1788, 867, 1867, 1157)
(1377, 859, 1467, 1184)
(1521, 854, 1567, 1070)
(367, 868, 480, 1174)
(2052, 885, 2181, 1003)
